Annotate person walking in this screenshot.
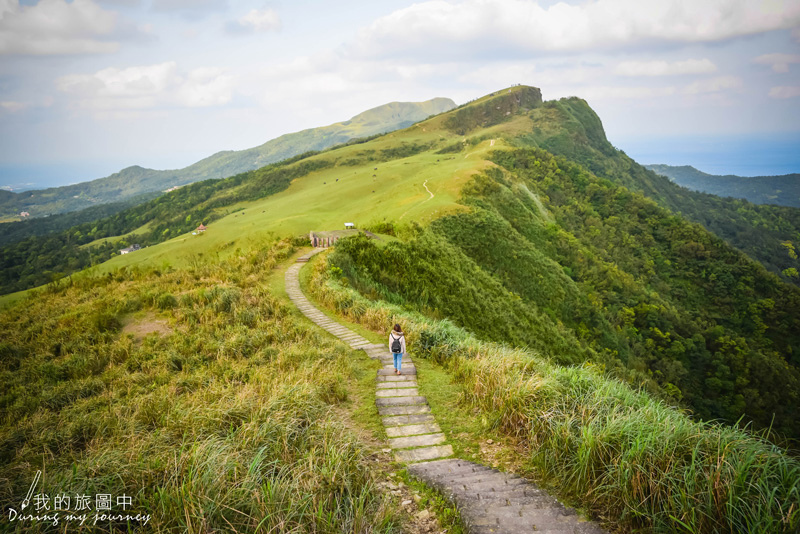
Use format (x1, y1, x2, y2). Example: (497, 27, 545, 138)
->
(389, 324, 406, 375)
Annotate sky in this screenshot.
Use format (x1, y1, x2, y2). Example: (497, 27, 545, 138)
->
(1, 0, 799, 190)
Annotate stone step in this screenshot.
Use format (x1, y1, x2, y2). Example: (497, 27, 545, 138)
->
(389, 433, 445, 449)
(382, 364, 415, 371)
(378, 405, 431, 416)
(378, 368, 416, 376)
(380, 359, 415, 366)
(385, 423, 441, 438)
(454, 492, 560, 510)
(395, 445, 453, 463)
(431, 471, 527, 487)
(375, 396, 427, 407)
(376, 388, 420, 397)
(466, 505, 576, 529)
(382, 414, 435, 426)
(446, 478, 529, 496)
(408, 459, 491, 480)
(376, 381, 417, 389)
(377, 375, 418, 382)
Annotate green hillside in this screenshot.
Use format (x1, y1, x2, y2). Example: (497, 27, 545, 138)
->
(0, 240, 403, 532)
(512, 98, 800, 282)
(0, 87, 538, 295)
(2, 85, 799, 533)
(305, 252, 800, 533)
(2, 84, 799, 436)
(0, 97, 455, 222)
(646, 163, 800, 207)
(0, 192, 160, 248)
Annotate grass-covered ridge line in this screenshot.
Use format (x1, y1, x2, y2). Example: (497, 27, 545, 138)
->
(326, 146, 800, 441)
(307, 252, 800, 534)
(518, 97, 800, 285)
(0, 239, 397, 532)
(0, 97, 456, 222)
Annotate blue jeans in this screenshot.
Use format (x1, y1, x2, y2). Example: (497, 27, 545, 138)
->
(393, 352, 404, 371)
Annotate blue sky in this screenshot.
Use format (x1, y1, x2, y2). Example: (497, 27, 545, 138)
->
(1, 0, 799, 188)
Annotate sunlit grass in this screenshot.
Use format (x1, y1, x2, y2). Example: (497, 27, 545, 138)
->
(0, 239, 399, 533)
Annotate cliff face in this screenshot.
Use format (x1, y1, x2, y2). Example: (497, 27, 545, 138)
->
(445, 85, 543, 135)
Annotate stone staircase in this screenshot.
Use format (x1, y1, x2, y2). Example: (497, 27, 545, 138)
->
(285, 248, 608, 534)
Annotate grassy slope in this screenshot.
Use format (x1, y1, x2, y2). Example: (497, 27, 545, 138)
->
(0, 98, 455, 221)
(59, 91, 538, 276)
(0, 239, 403, 532)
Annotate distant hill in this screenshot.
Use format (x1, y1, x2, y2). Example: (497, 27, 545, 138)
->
(0, 97, 456, 221)
(646, 164, 800, 208)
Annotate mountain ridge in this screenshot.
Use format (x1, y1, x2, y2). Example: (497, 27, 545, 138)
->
(645, 163, 800, 207)
(0, 97, 456, 222)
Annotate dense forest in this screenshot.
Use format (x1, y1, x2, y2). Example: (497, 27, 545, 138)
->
(646, 164, 800, 208)
(0, 192, 160, 247)
(332, 147, 800, 440)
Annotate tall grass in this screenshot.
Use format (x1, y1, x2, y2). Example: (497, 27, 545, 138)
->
(308, 255, 800, 533)
(0, 239, 396, 533)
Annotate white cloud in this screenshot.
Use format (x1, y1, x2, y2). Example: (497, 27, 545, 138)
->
(236, 8, 281, 32)
(458, 61, 602, 88)
(579, 86, 678, 100)
(176, 67, 235, 107)
(0, 101, 28, 113)
(351, 0, 800, 59)
(682, 76, 742, 95)
(754, 53, 800, 73)
(0, 0, 120, 55)
(57, 62, 234, 113)
(769, 86, 800, 98)
(614, 59, 717, 77)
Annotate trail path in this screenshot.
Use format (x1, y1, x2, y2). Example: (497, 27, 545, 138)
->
(422, 179, 434, 203)
(285, 248, 607, 534)
(399, 179, 435, 220)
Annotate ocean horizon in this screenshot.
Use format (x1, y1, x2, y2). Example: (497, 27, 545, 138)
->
(2, 133, 798, 193)
(615, 132, 800, 178)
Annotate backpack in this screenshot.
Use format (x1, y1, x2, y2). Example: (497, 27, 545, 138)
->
(391, 334, 402, 353)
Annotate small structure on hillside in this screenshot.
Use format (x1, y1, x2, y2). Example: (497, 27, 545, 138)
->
(344, 222, 355, 229)
(309, 228, 377, 248)
(19, 211, 29, 218)
(195, 224, 207, 233)
(120, 244, 141, 255)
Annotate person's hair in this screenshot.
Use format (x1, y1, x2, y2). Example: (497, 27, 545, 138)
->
(393, 323, 402, 333)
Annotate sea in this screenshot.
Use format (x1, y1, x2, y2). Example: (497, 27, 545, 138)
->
(1, 133, 799, 192)
(616, 132, 800, 177)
